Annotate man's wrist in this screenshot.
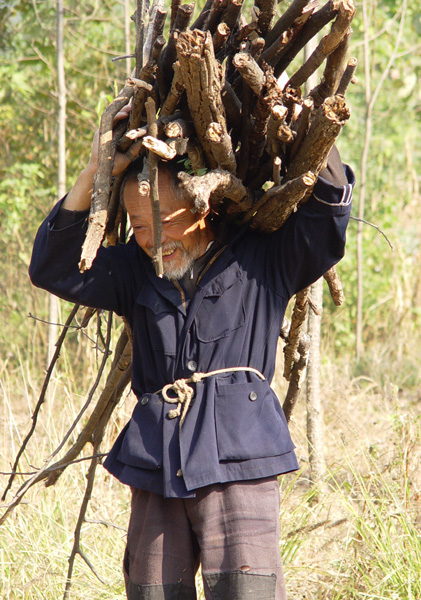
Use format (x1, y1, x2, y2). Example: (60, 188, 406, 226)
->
(62, 166, 95, 211)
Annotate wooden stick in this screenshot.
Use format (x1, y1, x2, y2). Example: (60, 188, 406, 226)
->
(79, 84, 134, 273)
(285, 94, 350, 183)
(164, 118, 193, 139)
(273, 156, 282, 186)
(236, 83, 252, 180)
(170, 0, 182, 30)
(145, 97, 164, 278)
(160, 61, 185, 117)
(221, 0, 243, 29)
(264, 2, 318, 69)
(324, 265, 345, 305)
(161, 2, 195, 86)
(336, 56, 357, 95)
(213, 22, 231, 53)
(254, 0, 277, 37)
(144, 6, 167, 65)
(191, 0, 214, 30)
(267, 104, 288, 157)
(137, 159, 150, 195)
(187, 138, 207, 174)
(176, 30, 230, 169)
(134, 0, 146, 74)
(232, 52, 265, 95)
(243, 171, 316, 232)
(206, 122, 237, 173)
(282, 332, 311, 422)
(277, 123, 296, 143)
(288, 0, 355, 89)
(105, 172, 125, 246)
(247, 68, 284, 174)
(274, 0, 341, 78)
(221, 80, 242, 132)
(265, 0, 314, 48)
(283, 288, 309, 380)
(205, 0, 227, 35)
(178, 168, 253, 214)
(142, 136, 177, 159)
(117, 43, 164, 153)
(310, 31, 351, 108)
(290, 96, 314, 159)
(127, 77, 154, 92)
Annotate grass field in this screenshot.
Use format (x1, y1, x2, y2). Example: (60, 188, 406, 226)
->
(1, 342, 420, 600)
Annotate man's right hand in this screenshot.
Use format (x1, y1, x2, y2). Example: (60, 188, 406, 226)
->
(63, 104, 142, 212)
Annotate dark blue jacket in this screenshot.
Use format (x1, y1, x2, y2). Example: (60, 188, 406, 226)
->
(29, 167, 354, 498)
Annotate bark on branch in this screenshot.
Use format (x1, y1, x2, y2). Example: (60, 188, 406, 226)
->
(176, 29, 233, 169)
(283, 288, 310, 381)
(243, 171, 317, 232)
(288, 0, 355, 89)
(324, 265, 345, 305)
(285, 94, 350, 183)
(79, 85, 134, 273)
(177, 168, 253, 215)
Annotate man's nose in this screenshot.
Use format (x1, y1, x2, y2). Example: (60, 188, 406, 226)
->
(146, 229, 167, 251)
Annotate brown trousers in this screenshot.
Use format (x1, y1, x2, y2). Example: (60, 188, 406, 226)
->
(124, 477, 287, 600)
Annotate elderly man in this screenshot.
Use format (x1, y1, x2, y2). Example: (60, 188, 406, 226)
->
(29, 107, 354, 599)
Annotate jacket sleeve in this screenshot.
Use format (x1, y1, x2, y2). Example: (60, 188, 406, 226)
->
(29, 199, 144, 317)
(265, 154, 355, 300)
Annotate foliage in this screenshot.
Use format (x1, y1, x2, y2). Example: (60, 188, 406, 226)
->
(0, 0, 131, 367)
(326, 0, 421, 384)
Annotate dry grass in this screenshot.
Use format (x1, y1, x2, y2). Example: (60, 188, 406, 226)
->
(1, 343, 420, 600)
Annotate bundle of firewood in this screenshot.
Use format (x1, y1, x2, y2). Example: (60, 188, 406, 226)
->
(76, 0, 357, 416)
(80, 0, 356, 277)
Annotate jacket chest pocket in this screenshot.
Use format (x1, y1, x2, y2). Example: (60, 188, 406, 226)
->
(195, 270, 246, 342)
(135, 287, 179, 356)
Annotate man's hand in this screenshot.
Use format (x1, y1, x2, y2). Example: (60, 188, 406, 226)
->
(87, 104, 142, 177)
(63, 104, 142, 212)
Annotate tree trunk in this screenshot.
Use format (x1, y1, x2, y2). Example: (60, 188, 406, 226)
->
(304, 38, 326, 488)
(306, 278, 327, 486)
(124, 0, 132, 77)
(356, 0, 408, 360)
(48, 0, 66, 367)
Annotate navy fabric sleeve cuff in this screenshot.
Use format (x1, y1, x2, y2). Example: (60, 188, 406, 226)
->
(50, 196, 90, 230)
(307, 163, 355, 216)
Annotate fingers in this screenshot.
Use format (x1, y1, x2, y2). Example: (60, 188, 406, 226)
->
(125, 140, 142, 163)
(112, 139, 143, 176)
(113, 103, 132, 125)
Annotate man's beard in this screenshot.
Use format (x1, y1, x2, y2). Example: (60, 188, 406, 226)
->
(153, 241, 201, 280)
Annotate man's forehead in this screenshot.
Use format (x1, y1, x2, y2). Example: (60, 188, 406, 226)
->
(124, 178, 193, 215)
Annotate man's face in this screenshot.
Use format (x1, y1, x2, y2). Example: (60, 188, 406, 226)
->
(124, 169, 214, 280)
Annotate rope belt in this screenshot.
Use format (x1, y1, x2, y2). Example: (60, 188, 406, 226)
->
(160, 367, 266, 430)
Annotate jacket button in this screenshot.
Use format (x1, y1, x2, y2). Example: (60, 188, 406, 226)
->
(177, 469, 183, 477)
(141, 396, 149, 406)
(249, 391, 258, 401)
(187, 360, 197, 372)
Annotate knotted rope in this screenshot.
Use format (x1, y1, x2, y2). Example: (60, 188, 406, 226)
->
(160, 367, 265, 430)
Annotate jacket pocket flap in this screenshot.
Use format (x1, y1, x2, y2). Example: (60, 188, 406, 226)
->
(116, 394, 163, 470)
(215, 381, 295, 461)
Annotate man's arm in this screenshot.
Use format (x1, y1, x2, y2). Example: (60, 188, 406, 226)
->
(264, 148, 355, 299)
(29, 105, 144, 314)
